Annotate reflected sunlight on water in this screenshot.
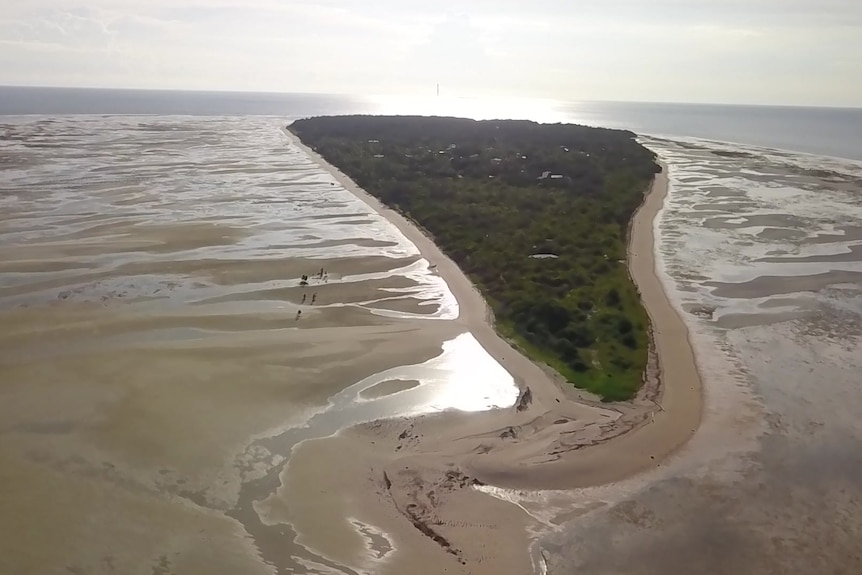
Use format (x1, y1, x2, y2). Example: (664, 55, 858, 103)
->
(286, 332, 519, 445)
(346, 331, 518, 413)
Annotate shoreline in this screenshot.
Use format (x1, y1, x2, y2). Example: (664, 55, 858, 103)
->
(283, 125, 703, 570)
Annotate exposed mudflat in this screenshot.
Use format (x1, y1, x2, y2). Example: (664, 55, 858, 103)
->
(540, 136, 862, 575)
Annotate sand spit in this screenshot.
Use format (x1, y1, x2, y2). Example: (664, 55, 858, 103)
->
(359, 379, 421, 400)
(284, 130, 703, 574)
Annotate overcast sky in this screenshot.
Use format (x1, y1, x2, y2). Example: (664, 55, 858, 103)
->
(1, 0, 860, 106)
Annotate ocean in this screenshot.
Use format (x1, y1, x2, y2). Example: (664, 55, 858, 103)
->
(1, 85, 860, 160)
(2, 86, 862, 574)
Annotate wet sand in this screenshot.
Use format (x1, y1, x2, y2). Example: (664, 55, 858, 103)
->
(0, 116, 703, 575)
(0, 117, 467, 575)
(359, 379, 421, 399)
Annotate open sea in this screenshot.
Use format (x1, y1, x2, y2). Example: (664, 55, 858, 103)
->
(2, 86, 862, 574)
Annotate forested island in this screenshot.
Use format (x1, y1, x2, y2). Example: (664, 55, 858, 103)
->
(289, 116, 660, 401)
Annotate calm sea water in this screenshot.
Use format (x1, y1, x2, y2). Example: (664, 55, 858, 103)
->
(1, 86, 860, 160)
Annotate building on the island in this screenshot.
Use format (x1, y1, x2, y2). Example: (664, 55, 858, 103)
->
(538, 171, 564, 180)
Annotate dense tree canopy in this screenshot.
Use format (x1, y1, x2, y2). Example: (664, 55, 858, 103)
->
(289, 115, 659, 401)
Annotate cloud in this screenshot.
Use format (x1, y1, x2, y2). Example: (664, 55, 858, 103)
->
(0, 0, 859, 105)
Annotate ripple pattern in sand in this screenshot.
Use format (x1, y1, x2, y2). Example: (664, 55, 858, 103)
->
(0, 116, 457, 323)
(0, 116, 472, 575)
(643, 135, 862, 328)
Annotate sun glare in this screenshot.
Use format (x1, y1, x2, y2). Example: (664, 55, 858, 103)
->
(367, 94, 569, 123)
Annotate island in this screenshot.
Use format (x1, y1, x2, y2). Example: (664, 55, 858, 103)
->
(288, 115, 660, 401)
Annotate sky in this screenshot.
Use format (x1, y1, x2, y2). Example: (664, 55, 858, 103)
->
(1, 0, 860, 107)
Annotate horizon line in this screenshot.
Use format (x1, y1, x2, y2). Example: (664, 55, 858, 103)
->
(1, 83, 859, 111)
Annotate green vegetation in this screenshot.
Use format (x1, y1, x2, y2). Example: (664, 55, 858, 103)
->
(289, 116, 659, 401)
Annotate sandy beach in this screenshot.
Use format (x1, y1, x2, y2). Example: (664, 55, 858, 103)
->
(284, 132, 704, 573)
(0, 116, 703, 575)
